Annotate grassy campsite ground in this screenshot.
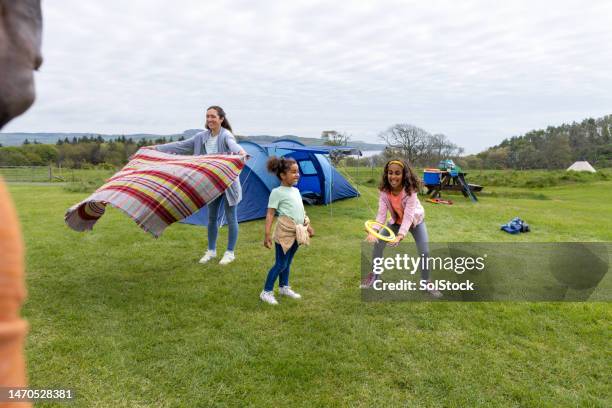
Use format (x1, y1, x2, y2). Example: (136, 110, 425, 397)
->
(7, 168, 612, 407)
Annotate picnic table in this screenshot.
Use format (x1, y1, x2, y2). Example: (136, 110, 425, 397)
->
(423, 169, 483, 202)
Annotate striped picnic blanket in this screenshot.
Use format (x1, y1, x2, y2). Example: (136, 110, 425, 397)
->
(65, 148, 245, 237)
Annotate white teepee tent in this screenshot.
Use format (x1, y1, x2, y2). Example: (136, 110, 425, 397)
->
(567, 161, 596, 172)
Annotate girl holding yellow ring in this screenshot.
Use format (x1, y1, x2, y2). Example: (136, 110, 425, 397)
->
(361, 159, 440, 297)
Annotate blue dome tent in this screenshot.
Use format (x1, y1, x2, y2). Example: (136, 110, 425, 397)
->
(181, 139, 360, 226)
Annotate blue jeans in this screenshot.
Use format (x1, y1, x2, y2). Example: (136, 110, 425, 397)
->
(207, 194, 238, 252)
(264, 242, 299, 291)
(372, 221, 430, 281)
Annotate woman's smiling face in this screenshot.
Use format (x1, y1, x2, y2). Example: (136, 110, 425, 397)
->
(206, 109, 223, 132)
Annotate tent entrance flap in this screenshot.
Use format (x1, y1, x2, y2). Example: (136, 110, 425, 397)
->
(294, 158, 325, 203)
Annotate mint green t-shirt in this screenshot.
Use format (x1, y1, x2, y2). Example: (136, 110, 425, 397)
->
(268, 186, 305, 225)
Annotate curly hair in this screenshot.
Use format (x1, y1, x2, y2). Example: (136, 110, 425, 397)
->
(378, 159, 421, 195)
(267, 156, 297, 180)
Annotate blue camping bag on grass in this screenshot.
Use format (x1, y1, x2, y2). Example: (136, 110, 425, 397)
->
(501, 217, 530, 234)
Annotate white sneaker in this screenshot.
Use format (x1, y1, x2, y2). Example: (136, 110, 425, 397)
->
(219, 251, 235, 265)
(260, 290, 278, 305)
(427, 288, 443, 299)
(198, 250, 217, 264)
(279, 286, 302, 299)
(421, 280, 443, 299)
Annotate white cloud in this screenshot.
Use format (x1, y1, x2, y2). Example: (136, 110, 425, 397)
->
(3, 0, 611, 152)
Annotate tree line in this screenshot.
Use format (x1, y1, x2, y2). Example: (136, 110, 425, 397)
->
(463, 115, 612, 169)
(377, 124, 464, 167)
(2, 114, 610, 169)
(0, 135, 183, 168)
(321, 125, 464, 168)
(335, 114, 611, 170)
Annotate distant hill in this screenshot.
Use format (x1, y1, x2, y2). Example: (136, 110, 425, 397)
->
(466, 114, 612, 169)
(0, 130, 385, 151)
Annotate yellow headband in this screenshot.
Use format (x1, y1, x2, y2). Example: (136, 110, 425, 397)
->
(388, 160, 405, 168)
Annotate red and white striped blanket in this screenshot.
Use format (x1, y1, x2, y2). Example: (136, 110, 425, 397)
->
(65, 148, 245, 237)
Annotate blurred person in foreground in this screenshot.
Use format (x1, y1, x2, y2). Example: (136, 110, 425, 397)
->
(0, 0, 43, 405)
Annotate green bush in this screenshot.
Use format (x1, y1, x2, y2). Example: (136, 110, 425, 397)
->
(98, 162, 118, 170)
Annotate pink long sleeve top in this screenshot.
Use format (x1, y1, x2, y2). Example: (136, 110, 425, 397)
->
(375, 189, 425, 237)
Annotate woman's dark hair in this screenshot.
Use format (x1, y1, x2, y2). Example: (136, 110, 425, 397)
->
(267, 156, 297, 180)
(206, 105, 233, 132)
(378, 158, 421, 195)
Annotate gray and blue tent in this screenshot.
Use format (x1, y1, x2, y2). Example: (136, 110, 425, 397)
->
(182, 139, 360, 226)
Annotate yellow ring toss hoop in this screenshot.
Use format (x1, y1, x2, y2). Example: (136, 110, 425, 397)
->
(364, 220, 396, 242)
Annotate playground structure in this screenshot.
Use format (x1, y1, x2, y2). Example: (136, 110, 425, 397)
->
(423, 159, 483, 202)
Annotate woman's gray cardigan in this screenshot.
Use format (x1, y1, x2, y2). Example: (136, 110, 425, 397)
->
(155, 128, 243, 206)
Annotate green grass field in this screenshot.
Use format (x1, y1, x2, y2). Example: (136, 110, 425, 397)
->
(6, 169, 612, 407)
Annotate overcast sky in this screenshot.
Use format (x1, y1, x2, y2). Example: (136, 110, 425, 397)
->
(4, 0, 612, 153)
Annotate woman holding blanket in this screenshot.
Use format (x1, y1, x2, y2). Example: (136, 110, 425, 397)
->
(155, 106, 247, 265)
(260, 157, 314, 305)
(362, 159, 441, 298)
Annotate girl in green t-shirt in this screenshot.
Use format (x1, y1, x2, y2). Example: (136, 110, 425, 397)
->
(260, 157, 314, 305)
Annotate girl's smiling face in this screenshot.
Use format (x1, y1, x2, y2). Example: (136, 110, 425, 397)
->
(280, 163, 300, 186)
(387, 163, 404, 191)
